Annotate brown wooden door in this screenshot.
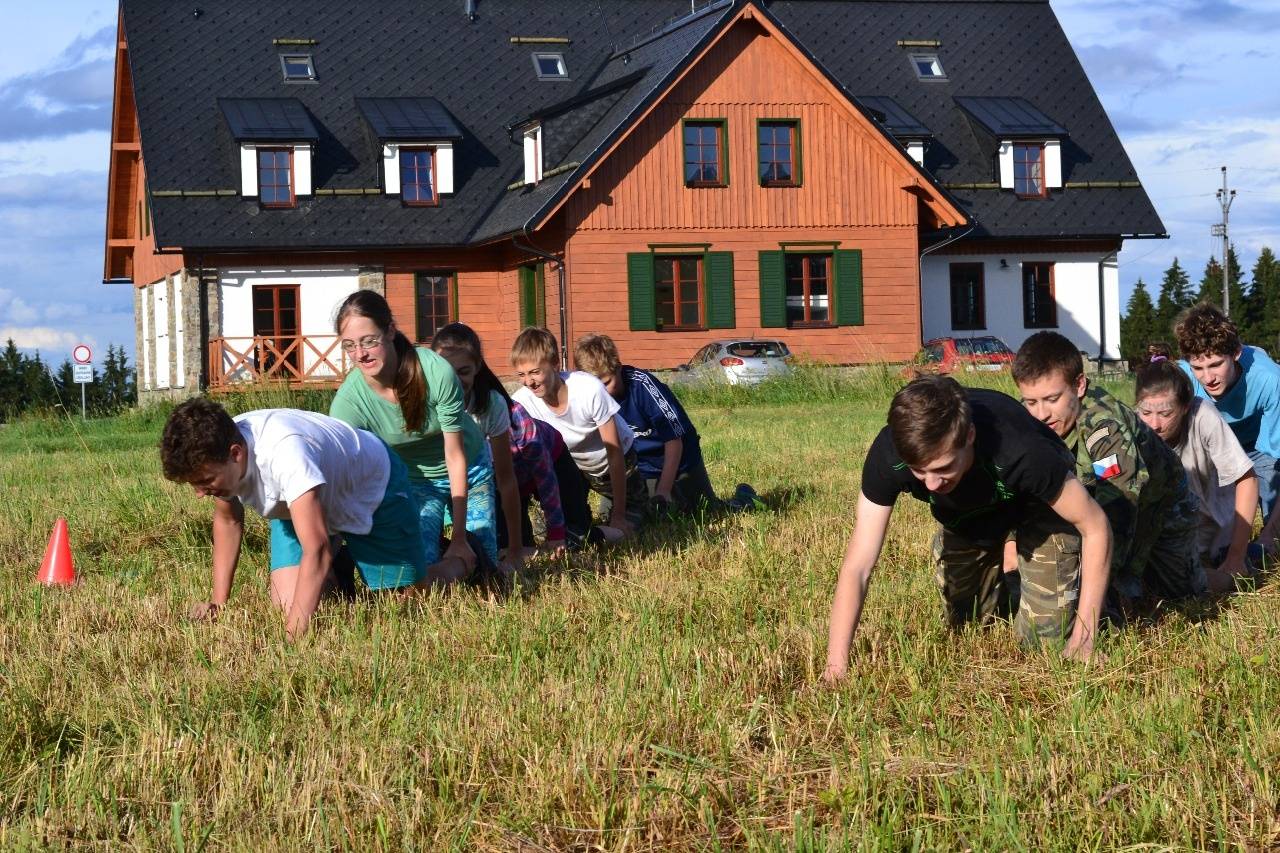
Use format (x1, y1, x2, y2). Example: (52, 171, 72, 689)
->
(252, 284, 301, 377)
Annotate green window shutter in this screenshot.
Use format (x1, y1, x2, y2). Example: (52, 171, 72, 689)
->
(834, 249, 864, 326)
(704, 251, 736, 329)
(758, 250, 786, 328)
(793, 121, 804, 186)
(451, 272, 460, 321)
(627, 252, 656, 331)
(518, 265, 535, 328)
(535, 263, 547, 327)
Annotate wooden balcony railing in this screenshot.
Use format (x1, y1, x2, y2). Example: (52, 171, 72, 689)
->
(208, 335, 351, 390)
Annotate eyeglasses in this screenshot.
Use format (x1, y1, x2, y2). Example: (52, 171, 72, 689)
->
(340, 335, 383, 353)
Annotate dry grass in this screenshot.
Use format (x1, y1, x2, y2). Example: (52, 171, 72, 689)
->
(1, 376, 1278, 850)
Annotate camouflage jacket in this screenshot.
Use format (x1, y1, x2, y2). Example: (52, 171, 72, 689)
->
(1066, 384, 1192, 577)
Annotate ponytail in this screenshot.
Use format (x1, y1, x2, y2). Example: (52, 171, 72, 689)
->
(393, 331, 427, 432)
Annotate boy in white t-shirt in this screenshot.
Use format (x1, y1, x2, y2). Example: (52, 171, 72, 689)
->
(510, 327, 648, 533)
(160, 399, 427, 639)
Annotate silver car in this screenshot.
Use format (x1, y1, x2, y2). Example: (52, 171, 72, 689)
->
(679, 339, 794, 386)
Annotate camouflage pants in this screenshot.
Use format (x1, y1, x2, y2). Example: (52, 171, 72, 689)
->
(586, 449, 650, 528)
(1113, 486, 1206, 604)
(932, 508, 1082, 646)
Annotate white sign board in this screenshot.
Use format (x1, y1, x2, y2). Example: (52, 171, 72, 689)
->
(72, 344, 92, 365)
(73, 364, 93, 383)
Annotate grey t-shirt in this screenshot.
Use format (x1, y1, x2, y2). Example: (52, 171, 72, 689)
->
(1176, 397, 1254, 555)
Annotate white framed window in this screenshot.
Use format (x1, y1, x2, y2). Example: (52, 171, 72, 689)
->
(909, 53, 946, 81)
(532, 53, 568, 80)
(279, 54, 316, 82)
(381, 142, 455, 197)
(239, 144, 313, 199)
(523, 124, 543, 185)
(997, 139, 1062, 194)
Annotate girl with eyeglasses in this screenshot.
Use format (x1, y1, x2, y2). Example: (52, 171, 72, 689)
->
(329, 290, 497, 585)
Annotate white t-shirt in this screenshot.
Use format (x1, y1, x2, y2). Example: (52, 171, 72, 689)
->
(513, 371, 634, 477)
(231, 409, 390, 535)
(1175, 397, 1255, 556)
(469, 389, 511, 439)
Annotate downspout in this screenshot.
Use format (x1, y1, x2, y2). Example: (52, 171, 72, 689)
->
(513, 229, 568, 370)
(1097, 250, 1116, 368)
(917, 223, 976, 343)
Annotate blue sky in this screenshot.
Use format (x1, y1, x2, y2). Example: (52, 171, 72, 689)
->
(0, 0, 1275, 366)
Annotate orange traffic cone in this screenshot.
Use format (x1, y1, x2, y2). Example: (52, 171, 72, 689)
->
(36, 517, 76, 586)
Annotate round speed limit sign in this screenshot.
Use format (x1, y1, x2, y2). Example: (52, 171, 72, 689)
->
(72, 344, 92, 364)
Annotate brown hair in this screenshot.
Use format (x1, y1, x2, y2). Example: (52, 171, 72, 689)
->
(1011, 331, 1084, 386)
(1134, 359, 1193, 409)
(431, 322, 512, 421)
(887, 376, 972, 466)
(160, 398, 243, 481)
(334, 290, 427, 432)
(511, 326, 559, 368)
(573, 333, 622, 377)
(1174, 302, 1241, 360)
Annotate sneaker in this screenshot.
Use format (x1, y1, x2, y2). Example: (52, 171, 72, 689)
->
(727, 483, 759, 511)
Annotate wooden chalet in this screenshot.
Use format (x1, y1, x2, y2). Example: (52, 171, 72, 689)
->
(104, 0, 1164, 396)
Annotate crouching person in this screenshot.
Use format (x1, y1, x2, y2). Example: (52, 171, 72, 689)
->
(1013, 332, 1207, 610)
(161, 399, 428, 640)
(824, 377, 1111, 681)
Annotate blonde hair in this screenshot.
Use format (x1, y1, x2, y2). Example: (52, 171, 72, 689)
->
(511, 326, 559, 367)
(573, 333, 621, 377)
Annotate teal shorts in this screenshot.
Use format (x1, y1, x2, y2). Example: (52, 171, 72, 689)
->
(268, 449, 427, 591)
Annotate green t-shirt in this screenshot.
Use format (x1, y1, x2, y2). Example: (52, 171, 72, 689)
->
(330, 347, 485, 481)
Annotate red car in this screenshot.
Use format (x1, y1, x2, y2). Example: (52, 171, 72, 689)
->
(908, 336, 1015, 376)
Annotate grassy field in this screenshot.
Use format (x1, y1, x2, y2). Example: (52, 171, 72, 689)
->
(1, 371, 1278, 850)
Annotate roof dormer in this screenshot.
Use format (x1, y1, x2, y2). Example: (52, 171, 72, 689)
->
(357, 97, 464, 203)
(219, 98, 320, 206)
(522, 123, 543, 186)
(955, 97, 1068, 198)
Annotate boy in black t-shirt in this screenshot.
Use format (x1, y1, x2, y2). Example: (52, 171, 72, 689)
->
(824, 376, 1113, 680)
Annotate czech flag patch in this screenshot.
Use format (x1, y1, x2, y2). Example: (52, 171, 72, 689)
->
(1093, 454, 1122, 481)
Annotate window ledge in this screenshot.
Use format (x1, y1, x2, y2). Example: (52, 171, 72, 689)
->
(788, 321, 833, 330)
(762, 181, 799, 188)
(685, 182, 726, 189)
(656, 325, 707, 333)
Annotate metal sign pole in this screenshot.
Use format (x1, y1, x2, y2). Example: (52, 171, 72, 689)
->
(81, 382, 86, 420)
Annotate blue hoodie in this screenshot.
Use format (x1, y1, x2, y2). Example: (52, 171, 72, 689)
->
(613, 366, 704, 480)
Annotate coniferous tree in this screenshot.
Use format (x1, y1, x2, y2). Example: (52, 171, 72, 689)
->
(1120, 278, 1158, 367)
(1196, 247, 1247, 319)
(1154, 257, 1194, 342)
(23, 352, 58, 411)
(1252, 248, 1280, 355)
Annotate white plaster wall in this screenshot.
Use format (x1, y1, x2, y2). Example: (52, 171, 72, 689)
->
(921, 252, 1121, 360)
(141, 283, 152, 391)
(382, 145, 401, 195)
(998, 142, 1014, 189)
(906, 140, 924, 166)
(524, 126, 542, 184)
(153, 280, 171, 389)
(240, 146, 257, 196)
(436, 145, 454, 194)
(173, 276, 185, 388)
(294, 145, 312, 196)
(1044, 139, 1062, 188)
(216, 267, 359, 381)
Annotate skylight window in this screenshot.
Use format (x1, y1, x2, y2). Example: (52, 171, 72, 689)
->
(280, 54, 316, 82)
(532, 53, 568, 80)
(909, 53, 946, 81)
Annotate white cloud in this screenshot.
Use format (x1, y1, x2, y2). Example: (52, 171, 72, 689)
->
(0, 325, 84, 352)
(0, 288, 40, 324)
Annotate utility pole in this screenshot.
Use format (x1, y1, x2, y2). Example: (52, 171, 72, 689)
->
(1212, 166, 1236, 316)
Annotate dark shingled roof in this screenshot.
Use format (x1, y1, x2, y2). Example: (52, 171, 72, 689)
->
(218, 98, 319, 142)
(123, 0, 1165, 251)
(356, 98, 465, 142)
(854, 95, 932, 138)
(954, 96, 1068, 139)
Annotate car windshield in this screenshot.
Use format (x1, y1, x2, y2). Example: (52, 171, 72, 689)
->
(725, 341, 789, 358)
(956, 337, 1011, 356)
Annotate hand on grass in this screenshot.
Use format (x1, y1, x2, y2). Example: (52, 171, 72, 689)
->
(822, 659, 848, 684)
(188, 601, 220, 622)
(1061, 627, 1096, 663)
(542, 539, 567, 559)
(443, 533, 477, 571)
(608, 513, 634, 537)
